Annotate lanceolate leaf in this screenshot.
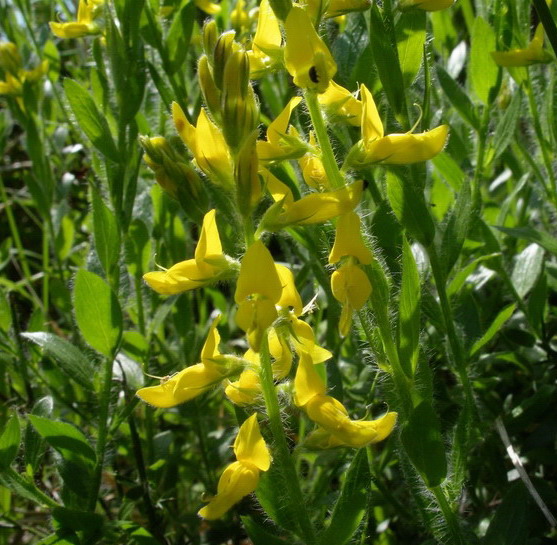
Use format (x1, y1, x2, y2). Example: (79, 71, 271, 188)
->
(0, 415, 20, 469)
(401, 401, 447, 488)
(318, 448, 370, 545)
(64, 79, 120, 163)
(21, 332, 94, 389)
(73, 269, 123, 358)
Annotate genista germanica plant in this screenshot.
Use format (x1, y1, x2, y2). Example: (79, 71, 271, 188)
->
(3, 0, 557, 543)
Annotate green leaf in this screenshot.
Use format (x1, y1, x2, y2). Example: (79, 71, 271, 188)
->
(436, 66, 480, 130)
(401, 401, 447, 488)
(92, 187, 121, 278)
(483, 483, 529, 545)
(64, 79, 120, 163)
(125, 219, 151, 277)
(386, 169, 435, 247)
(167, 2, 195, 74)
(396, 11, 427, 87)
(318, 448, 370, 545)
(496, 226, 557, 256)
(241, 517, 288, 545)
(369, 3, 406, 118)
(52, 507, 103, 541)
(440, 180, 472, 275)
(398, 237, 421, 378)
(0, 415, 20, 469)
(36, 533, 80, 545)
(24, 397, 53, 473)
(28, 415, 96, 465)
(0, 289, 12, 332)
(73, 269, 123, 358)
(21, 332, 95, 389)
(491, 89, 521, 161)
(470, 303, 516, 357)
(511, 243, 545, 298)
(43, 40, 61, 81)
(470, 17, 499, 104)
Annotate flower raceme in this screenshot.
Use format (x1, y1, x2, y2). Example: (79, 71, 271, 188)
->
(198, 414, 271, 519)
(491, 24, 553, 67)
(346, 84, 448, 167)
(49, 0, 102, 39)
(294, 352, 397, 448)
(136, 316, 240, 408)
(143, 209, 235, 295)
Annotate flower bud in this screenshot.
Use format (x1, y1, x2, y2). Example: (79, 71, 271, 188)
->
(213, 31, 237, 90)
(235, 132, 262, 216)
(202, 20, 218, 60)
(198, 55, 221, 122)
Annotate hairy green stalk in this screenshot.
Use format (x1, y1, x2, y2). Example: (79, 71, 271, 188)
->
(259, 334, 316, 544)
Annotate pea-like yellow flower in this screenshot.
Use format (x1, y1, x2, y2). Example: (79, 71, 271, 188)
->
(194, 0, 221, 14)
(329, 212, 373, 265)
(49, 0, 102, 39)
(399, 0, 454, 11)
(172, 102, 234, 187)
(247, 0, 283, 77)
(491, 24, 553, 67)
(199, 414, 271, 519)
(318, 81, 362, 126)
(346, 84, 448, 167)
(257, 97, 307, 162)
(0, 42, 22, 76)
(260, 175, 364, 231)
(331, 260, 372, 337)
(284, 6, 337, 93)
(294, 352, 397, 448)
(235, 241, 283, 350)
(225, 366, 261, 405)
(323, 0, 371, 18)
(143, 209, 234, 295)
(137, 316, 233, 407)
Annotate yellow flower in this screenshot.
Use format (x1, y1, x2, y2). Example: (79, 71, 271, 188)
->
(329, 212, 373, 265)
(194, 0, 222, 14)
(0, 42, 22, 75)
(294, 352, 397, 448)
(199, 414, 271, 519)
(235, 240, 283, 350)
(318, 81, 362, 126)
(0, 43, 48, 98)
(225, 367, 261, 405)
(143, 209, 234, 295)
(324, 0, 371, 18)
(136, 316, 231, 407)
(256, 97, 307, 162)
(247, 0, 283, 77)
(284, 6, 337, 93)
(347, 84, 448, 167)
(0, 72, 21, 96)
(331, 260, 372, 336)
(49, 0, 102, 39)
(491, 24, 553, 67)
(298, 134, 331, 190)
(399, 0, 454, 11)
(172, 102, 234, 187)
(260, 179, 364, 231)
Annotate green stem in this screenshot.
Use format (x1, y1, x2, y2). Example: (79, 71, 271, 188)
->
(432, 486, 467, 545)
(304, 90, 345, 189)
(471, 106, 491, 211)
(88, 356, 114, 511)
(259, 334, 316, 544)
